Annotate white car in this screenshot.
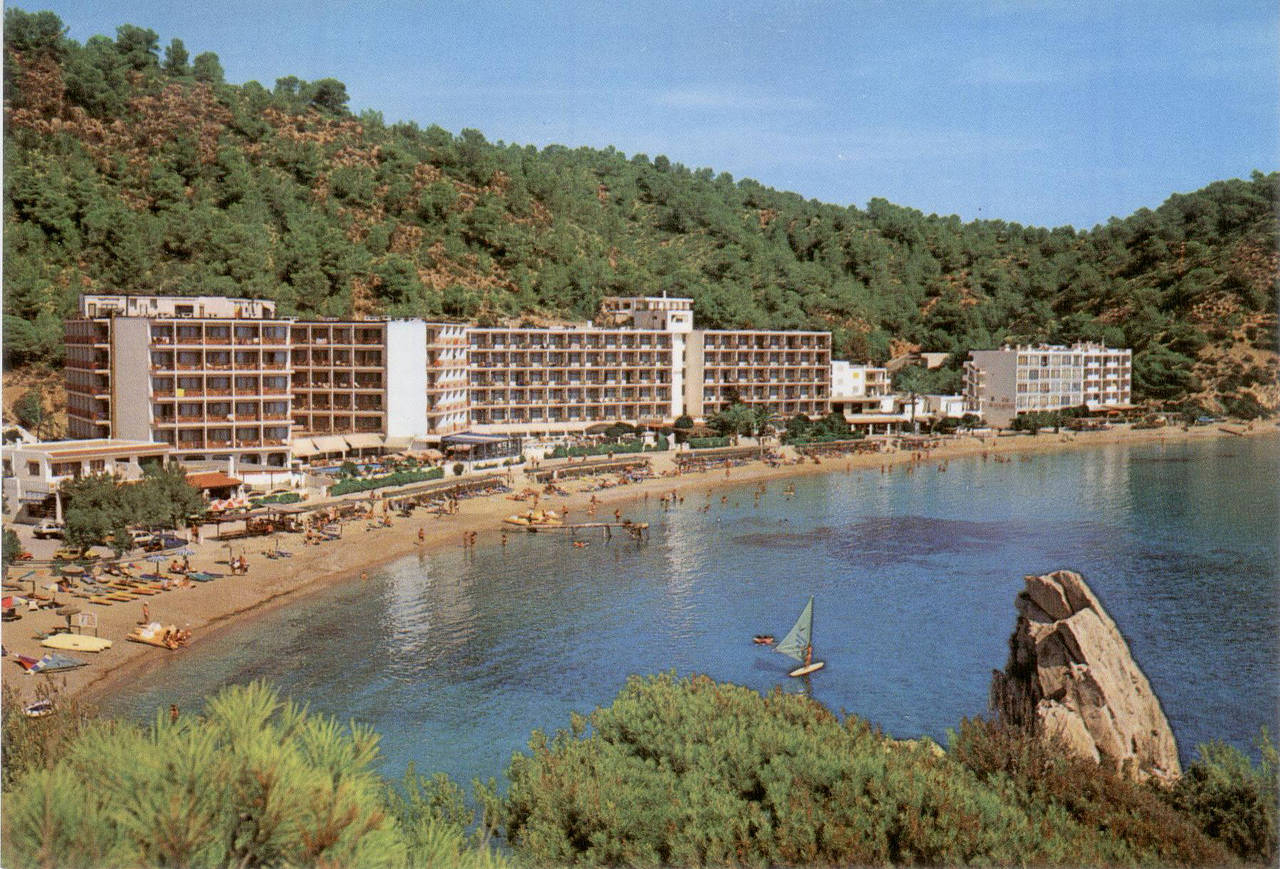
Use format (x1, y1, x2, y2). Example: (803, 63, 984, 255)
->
(33, 518, 65, 540)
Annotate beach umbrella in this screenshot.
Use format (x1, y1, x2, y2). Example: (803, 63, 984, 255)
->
(172, 548, 195, 557)
(58, 564, 85, 576)
(146, 553, 169, 563)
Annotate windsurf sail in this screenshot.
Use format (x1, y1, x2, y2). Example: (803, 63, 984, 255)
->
(775, 596, 814, 664)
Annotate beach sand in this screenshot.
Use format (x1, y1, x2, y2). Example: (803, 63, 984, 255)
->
(3, 422, 1271, 709)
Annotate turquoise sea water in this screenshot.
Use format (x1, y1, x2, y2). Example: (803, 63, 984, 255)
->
(103, 434, 1280, 785)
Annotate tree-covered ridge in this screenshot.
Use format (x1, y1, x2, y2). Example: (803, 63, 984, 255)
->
(3, 8, 1276, 414)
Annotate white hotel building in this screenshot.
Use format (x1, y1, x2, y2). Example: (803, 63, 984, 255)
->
(65, 294, 831, 464)
(964, 343, 1133, 426)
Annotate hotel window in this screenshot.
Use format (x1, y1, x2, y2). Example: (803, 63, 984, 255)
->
(27, 461, 40, 476)
(90, 460, 106, 472)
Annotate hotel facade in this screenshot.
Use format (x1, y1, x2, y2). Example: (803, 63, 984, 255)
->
(964, 343, 1133, 427)
(66, 294, 831, 465)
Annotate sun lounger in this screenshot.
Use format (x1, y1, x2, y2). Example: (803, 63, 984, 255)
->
(88, 596, 115, 606)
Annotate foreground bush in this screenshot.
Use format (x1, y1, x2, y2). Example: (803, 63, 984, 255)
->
(949, 716, 1233, 866)
(1166, 733, 1279, 864)
(0, 683, 98, 791)
(2, 682, 507, 869)
(501, 672, 1158, 866)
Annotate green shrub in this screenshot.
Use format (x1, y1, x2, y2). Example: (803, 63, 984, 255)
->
(329, 467, 442, 496)
(1166, 732, 1279, 864)
(249, 491, 303, 507)
(1, 683, 98, 791)
(3, 682, 510, 869)
(687, 436, 730, 449)
(950, 716, 1232, 866)
(501, 673, 1139, 866)
(452, 463, 464, 476)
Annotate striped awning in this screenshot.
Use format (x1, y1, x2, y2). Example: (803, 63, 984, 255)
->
(343, 433, 384, 450)
(311, 435, 349, 454)
(291, 437, 318, 458)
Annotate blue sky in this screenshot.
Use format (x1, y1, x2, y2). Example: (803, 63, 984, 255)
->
(13, 0, 1278, 229)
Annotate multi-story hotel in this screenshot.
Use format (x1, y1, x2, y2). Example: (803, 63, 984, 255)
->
(686, 330, 831, 419)
(467, 326, 677, 433)
(66, 296, 294, 471)
(964, 343, 1132, 426)
(65, 293, 836, 463)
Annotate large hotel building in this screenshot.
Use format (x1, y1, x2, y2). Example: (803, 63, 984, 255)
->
(963, 343, 1133, 427)
(66, 294, 830, 467)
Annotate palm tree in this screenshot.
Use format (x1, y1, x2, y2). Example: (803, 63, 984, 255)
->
(894, 366, 929, 434)
(750, 406, 779, 439)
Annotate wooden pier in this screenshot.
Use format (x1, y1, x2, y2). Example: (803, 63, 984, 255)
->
(517, 521, 649, 540)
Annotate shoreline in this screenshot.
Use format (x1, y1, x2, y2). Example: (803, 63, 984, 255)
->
(4, 422, 1273, 711)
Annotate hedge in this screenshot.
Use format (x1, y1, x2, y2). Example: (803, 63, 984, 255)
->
(248, 491, 302, 507)
(329, 467, 443, 496)
(549, 439, 669, 459)
(789, 432, 866, 445)
(688, 436, 731, 449)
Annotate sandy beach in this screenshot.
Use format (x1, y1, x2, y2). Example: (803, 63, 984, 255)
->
(3, 422, 1272, 709)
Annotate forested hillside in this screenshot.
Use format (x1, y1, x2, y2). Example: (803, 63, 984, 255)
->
(4, 9, 1276, 415)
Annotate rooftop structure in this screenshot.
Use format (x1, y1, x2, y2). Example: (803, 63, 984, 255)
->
(79, 294, 277, 319)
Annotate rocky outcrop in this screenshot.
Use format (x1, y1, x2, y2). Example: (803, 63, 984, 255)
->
(990, 569, 1181, 783)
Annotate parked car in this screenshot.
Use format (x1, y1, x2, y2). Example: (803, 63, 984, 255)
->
(107, 529, 156, 550)
(32, 519, 64, 540)
(143, 534, 188, 552)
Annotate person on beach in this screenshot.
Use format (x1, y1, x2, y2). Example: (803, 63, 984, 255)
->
(141, 603, 150, 625)
(417, 528, 425, 544)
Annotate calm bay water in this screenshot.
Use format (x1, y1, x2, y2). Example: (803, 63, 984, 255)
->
(103, 435, 1280, 784)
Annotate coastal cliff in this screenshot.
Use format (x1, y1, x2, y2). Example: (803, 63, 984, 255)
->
(991, 569, 1182, 783)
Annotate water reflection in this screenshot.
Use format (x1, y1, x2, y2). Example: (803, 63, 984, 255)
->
(101, 435, 1279, 783)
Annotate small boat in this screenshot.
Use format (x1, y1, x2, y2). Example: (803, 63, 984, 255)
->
(753, 634, 775, 645)
(776, 596, 825, 677)
(22, 699, 54, 718)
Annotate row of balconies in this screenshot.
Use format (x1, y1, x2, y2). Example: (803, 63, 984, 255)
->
(293, 398, 384, 411)
(474, 406, 668, 423)
(705, 370, 828, 381)
(152, 386, 290, 398)
(293, 418, 384, 434)
(288, 329, 384, 346)
(471, 388, 670, 400)
(292, 381, 384, 392)
(290, 354, 385, 367)
(467, 354, 665, 367)
(151, 332, 290, 346)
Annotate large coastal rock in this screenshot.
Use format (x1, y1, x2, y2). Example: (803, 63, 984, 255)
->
(990, 569, 1181, 783)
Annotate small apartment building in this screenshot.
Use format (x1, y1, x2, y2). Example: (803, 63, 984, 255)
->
(829, 360, 902, 434)
(2, 439, 172, 522)
(467, 326, 675, 434)
(965, 343, 1132, 427)
(687, 330, 831, 420)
